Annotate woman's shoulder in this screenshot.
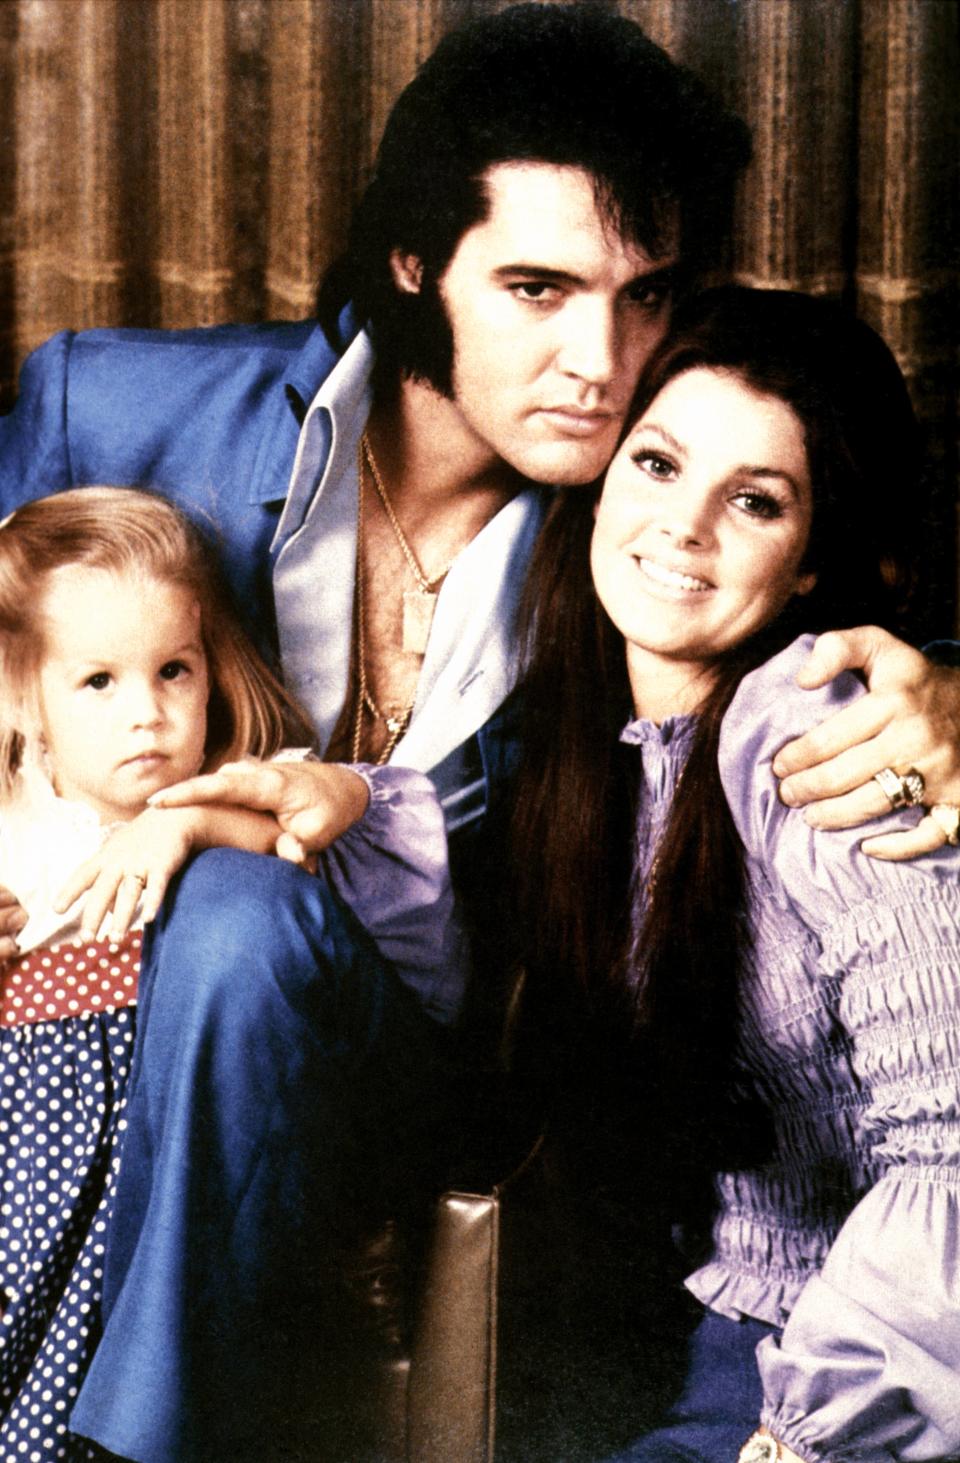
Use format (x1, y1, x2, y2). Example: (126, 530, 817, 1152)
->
(717, 634, 865, 853)
(718, 635, 960, 919)
(720, 634, 864, 772)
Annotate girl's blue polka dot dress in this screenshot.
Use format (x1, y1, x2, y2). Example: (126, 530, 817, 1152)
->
(0, 931, 140, 1462)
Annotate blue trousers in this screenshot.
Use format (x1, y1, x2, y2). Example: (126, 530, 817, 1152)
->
(69, 849, 452, 1463)
(599, 1310, 776, 1462)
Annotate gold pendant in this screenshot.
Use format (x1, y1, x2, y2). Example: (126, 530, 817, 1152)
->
(402, 589, 436, 656)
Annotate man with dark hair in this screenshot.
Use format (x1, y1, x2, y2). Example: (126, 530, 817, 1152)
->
(319, 2, 738, 395)
(0, 6, 957, 1460)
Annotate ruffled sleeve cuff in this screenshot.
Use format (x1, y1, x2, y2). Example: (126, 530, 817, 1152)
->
(755, 1121, 960, 1460)
(318, 763, 467, 1025)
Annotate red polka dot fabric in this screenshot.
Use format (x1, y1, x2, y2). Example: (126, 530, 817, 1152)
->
(1, 932, 140, 1029)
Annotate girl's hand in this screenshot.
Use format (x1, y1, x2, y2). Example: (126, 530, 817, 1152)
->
(148, 758, 370, 860)
(0, 884, 28, 963)
(54, 806, 201, 941)
(56, 797, 283, 940)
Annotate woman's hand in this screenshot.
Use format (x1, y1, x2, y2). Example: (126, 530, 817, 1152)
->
(148, 758, 370, 864)
(772, 627, 960, 859)
(0, 884, 27, 962)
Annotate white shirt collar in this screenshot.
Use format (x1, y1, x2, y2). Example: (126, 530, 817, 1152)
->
(270, 329, 549, 771)
(270, 330, 373, 555)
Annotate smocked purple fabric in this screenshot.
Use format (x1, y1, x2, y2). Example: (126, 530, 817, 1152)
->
(620, 635, 960, 1462)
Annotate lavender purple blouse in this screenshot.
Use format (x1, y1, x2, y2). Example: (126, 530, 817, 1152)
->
(621, 636, 960, 1463)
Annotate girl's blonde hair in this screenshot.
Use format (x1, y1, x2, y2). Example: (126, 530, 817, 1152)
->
(0, 486, 315, 797)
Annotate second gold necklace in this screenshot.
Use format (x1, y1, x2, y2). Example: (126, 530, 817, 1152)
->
(360, 431, 458, 657)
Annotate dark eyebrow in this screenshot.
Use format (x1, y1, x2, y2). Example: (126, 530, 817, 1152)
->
(632, 422, 686, 458)
(491, 261, 680, 292)
(626, 263, 681, 293)
(491, 265, 587, 286)
(634, 425, 805, 501)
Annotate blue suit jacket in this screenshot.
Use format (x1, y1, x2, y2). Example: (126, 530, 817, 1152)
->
(0, 318, 531, 842)
(0, 319, 343, 663)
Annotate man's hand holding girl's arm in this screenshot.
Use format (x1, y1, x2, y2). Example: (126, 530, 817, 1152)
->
(147, 758, 371, 864)
(149, 757, 467, 1027)
(773, 626, 960, 860)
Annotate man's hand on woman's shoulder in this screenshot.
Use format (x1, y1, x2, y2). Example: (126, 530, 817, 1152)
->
(771, 625, 960, 861)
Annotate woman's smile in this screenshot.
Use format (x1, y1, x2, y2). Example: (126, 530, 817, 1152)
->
(636, 555, 714, 597)
(591, 366, 816, 719)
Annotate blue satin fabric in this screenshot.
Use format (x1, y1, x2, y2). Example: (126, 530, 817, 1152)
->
(68, 847, 450, 1463)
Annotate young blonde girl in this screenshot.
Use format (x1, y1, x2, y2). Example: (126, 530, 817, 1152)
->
(0, 486, 321, 940)
(0, 487, 455, 1462)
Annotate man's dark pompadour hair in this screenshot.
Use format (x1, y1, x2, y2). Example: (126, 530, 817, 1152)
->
(317, 2, 752, 393)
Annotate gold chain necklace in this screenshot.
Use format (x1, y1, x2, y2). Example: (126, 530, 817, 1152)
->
(360, 431, 457, 656)
(351, 442, 416, 765)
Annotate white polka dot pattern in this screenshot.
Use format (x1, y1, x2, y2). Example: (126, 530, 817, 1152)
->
(0, 932, 139, 1460)
(2, 936, 140, 1030)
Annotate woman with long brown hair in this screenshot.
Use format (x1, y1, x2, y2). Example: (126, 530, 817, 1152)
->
(512, 287, 960, 1462)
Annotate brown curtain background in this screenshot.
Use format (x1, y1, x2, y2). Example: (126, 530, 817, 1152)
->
(0, 0, 957, 625)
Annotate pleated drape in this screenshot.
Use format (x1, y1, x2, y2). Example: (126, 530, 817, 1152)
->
(0, 0, 957, 621)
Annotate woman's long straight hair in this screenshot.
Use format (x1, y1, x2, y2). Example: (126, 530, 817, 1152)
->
(512, 287, 924, 1192)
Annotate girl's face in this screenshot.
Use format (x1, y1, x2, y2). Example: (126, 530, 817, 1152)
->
(591, 366, 815, 717)
(35, 567, 210, 822)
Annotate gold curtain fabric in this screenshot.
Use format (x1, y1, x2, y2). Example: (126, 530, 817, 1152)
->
(0, 0, 957, 615)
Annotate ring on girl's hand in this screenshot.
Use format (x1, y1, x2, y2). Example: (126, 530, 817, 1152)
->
(929, 804, 960, 846)
(123, 872, 147, 887)
(873, 766, 925, 810)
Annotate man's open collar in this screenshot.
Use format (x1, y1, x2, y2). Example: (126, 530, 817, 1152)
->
(247, 307, 361, 507)
(267, 331, 374, 556)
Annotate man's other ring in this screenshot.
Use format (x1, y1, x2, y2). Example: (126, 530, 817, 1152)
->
(873, 766, 925, 810)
